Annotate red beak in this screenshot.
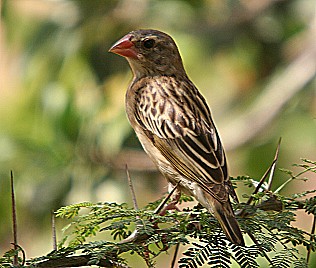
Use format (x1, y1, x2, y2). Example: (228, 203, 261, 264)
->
(109, 34, 137, 59)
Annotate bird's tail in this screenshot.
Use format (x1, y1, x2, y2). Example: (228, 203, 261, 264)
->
(211, 198, 245, 246)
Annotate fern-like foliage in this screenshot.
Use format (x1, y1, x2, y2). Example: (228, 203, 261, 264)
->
(230, 243, 260, 268)
(179, 234, 232, 268)
(270, 248, 308, 268)
(2, 159, 316, 267)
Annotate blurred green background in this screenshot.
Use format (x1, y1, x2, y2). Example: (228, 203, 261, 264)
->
(0, 0, 315, 266)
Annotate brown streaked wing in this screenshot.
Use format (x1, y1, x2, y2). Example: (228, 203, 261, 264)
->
(134, 78, 229, 201)
(152, 134, 229, 202)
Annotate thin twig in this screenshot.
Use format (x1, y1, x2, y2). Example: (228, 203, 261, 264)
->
(117, 166, 141, 244)
(52, 211, 57, 251)
(126, 164, 139, 210)
(10, 170, 18, 266)
(154, 182, 180, 214)
(246, 139, 281, 206)
(246, 231, 272, 265)
(307, 215, 316, 264)
(274, 158, 316, 194)
(238, 140, 281, 217)
(170, 243, 180, 268)
(266, 137, 281, 191)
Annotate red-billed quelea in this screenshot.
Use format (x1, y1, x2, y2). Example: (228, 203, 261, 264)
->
(109, 29, 244, 246)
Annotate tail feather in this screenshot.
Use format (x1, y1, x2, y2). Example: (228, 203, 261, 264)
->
(212, 199, 244, 246)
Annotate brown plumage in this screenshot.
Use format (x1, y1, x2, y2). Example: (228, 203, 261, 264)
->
(109, 29, 244, 246)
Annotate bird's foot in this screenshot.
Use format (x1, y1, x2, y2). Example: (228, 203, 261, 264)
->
(119, 184, 181, 244)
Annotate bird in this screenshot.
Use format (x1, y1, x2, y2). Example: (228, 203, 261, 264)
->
(109, 29, 244, 246)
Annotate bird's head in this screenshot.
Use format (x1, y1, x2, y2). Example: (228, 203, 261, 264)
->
(109, 29, 186, 78)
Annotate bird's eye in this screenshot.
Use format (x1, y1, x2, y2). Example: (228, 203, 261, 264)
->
(142, 38, 155, 49)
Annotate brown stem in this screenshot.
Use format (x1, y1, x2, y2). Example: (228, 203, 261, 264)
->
(10, 170, 18, 266)
(307, 215, 316, 264)
(52, 211, 57, 251)
(126, 165, 139, 210)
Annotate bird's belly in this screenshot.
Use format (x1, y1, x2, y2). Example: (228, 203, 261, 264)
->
(140, 138, 213, 213)
(135, 130, 213, 213)
(168, 173, 213, 213)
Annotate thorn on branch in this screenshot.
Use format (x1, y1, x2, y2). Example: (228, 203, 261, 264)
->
(125, 164, 139, 210)
(266, 137, 281, 191)
(239, 139, 281, 217)
(51, 210, 57, 251)
(10, 170, 19, 266)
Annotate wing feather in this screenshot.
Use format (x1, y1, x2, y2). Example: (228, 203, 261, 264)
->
(135, 77, 229, 202)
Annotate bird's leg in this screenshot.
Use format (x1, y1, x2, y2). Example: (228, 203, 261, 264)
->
(119, 182, 181, 244)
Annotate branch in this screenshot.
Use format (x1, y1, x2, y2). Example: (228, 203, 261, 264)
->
(33, 255, 129, 268)
(307, 215, 316, 263)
